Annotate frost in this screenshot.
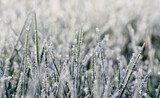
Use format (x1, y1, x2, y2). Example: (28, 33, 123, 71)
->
(0, 0, 159, 98)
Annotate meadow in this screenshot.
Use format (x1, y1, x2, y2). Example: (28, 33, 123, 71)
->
(0, 0, 160, 98)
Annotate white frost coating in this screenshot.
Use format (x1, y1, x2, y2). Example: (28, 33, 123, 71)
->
(0, 0, 159, 98)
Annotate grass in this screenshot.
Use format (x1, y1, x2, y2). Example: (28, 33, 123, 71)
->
(0, 1, 160, 97)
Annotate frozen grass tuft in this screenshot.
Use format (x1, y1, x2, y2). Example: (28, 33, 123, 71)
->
(0, 0, 160, 98)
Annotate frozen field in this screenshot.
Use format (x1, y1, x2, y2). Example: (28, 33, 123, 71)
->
(0, 0, 160, 98)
